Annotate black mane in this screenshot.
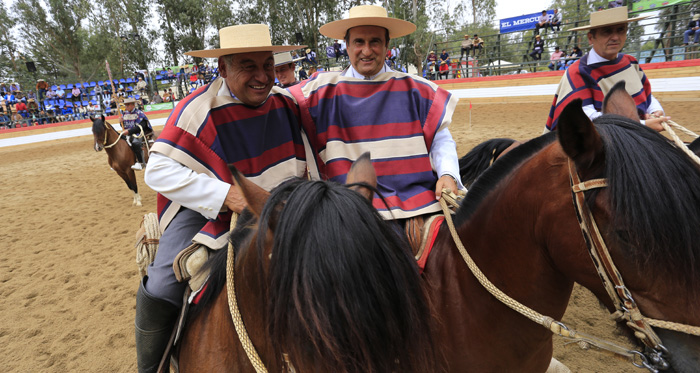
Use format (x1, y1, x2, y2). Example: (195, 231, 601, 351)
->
(594, 116, 700, 286)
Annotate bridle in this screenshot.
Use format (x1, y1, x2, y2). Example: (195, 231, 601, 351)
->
(98, 120, 123, 150)
(436, 159, 700, 373)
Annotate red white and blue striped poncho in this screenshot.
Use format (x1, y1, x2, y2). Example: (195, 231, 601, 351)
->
(289, 70, 458, 220)
(151, 77, 307, 249)
(545, 53, 653, 131)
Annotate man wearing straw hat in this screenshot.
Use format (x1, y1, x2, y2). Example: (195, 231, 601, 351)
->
(545, 7, 669, 132)
(137, 24, 306, 373)
(274, 51, 301, 88)
(288, 5, 462, 227)
(119, 97, 151, 170)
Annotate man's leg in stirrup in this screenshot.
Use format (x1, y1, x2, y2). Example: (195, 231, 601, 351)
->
(135, 208, 207, 373)
(131, 138, 144, 170)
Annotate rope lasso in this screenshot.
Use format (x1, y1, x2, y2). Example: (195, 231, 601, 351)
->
(225, 212, 268, 373)
(659, 119, 700, 166)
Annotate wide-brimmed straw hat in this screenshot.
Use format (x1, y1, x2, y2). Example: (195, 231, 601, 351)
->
(186, 24, 305, 58)
(320, 5, 416, 39)
(124, 97, 137, 104)
(570, 7, 649, 31)
(693, 14, 700, 21)
(274, 52, 293, 66)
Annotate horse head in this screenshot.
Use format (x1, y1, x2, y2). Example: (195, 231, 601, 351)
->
(90, 115, 107, 152)
(557, 100, 700, 372)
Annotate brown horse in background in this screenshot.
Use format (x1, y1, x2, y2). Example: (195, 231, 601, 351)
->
(91, 115, 142, 206)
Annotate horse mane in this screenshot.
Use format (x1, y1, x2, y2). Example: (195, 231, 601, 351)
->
(594, 115, 700, 288)
(263, 179, 435, 372)
(454, 132, 556, 227)
(193, 178, 437, 372)
(459, 138, 519, 187)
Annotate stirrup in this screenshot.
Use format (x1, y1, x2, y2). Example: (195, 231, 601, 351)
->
(131, 163, 144, 170)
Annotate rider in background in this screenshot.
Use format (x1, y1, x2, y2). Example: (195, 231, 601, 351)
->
(120, 97, 151, 170)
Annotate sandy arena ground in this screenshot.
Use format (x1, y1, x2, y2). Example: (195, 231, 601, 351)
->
(1, 100, 698, 372)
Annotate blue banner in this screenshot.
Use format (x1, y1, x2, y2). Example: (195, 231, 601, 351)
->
(499, 10, 553, 34)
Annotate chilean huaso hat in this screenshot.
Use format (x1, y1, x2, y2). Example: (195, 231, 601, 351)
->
(320, 5, 416, 39)
(570, 7, 649, 31)
(186, 24, 305, 58)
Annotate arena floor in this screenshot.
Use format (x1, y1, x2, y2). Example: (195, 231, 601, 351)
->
(1, 99, 698, 372)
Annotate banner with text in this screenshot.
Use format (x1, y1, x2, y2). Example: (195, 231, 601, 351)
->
(144, 102, 174, 112)
(500, 10, 553, 34)
(630, 0, 692, 12)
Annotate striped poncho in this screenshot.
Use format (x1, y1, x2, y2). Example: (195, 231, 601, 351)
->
(151, 77, 307, 249)
(289, 70, 458, 219)
(545, 53, 653, 131)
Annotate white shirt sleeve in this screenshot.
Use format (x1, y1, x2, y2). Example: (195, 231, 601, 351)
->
(646, 94, 664, 115)
(582, 103, 604, 121)
(430, 128, 466, 191)
(144, 152, 231, 220)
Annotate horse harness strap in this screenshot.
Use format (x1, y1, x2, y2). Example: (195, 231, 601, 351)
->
(102, 120, 123, 149)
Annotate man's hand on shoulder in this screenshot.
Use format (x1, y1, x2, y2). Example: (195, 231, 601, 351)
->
(435, 174, 458, 200)
(225, 185, 247, 214)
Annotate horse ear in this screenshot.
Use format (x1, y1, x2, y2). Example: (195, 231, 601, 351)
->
(89, 115, 95, 122)
(346, 152, 376, 201)
(602, 81, 639, 121)
(228, 164, 269, 217)
(557, 99, 605, 178)
(100, 114, 105, 122)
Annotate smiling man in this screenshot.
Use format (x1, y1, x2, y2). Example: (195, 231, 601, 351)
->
(545, 7, 668, 131)
(136, 24, 306, 373)
(288, 5, 463, 233)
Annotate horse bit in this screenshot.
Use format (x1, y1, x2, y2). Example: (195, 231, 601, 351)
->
(438, 160, 700, 373)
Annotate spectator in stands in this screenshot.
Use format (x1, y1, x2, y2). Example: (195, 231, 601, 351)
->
(274, 51, 300, 88)
(45, 88, 55, 100)
(196, 67, 205, 86)
(27, 98, 38, 115)
(460, 34, 473, 60)
(60, 103, 74, 122)
(3, 91, 15, 104)
(333, 39, 342, 62)
(0, 104, 8, 128)
(426, 50, 438, 79)
(10, 83, 20, 93)
(608, 0, 623, 8)
(682, 14, 700, 46)
(306, 48, 317, 65)
(545, 7, 668, 132)
(168, 88, 175, 100)
(550, 9, 562, 32)
(136, 77, 148, 95)
(78, 104, 88, 119)
(94, 83, 103, 102)
(298, 66, 308, 80)
(439, 49, 450, 79)
(152, 91, 163, 104)
(565, 45, 583, 67)
(55, 86, 65, 99)
(16, 98, 27, 117)
(0, 83, 6, 93)
(36, 79, 48, 104)
(27, 90, 35, 100)
(548, 46, 565, 70)
(529, 34, 544, 61)
(189, 72, 197, 88)
(391, 45, 400, 64)
(71, 85, 81, 103)
(162, 90, 172, 102)
(472, 34, 484, 57)
(535, 10, 550, 35)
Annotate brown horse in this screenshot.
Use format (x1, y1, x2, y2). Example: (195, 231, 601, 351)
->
(91, 115, 142, 206)
(175, 100, 700, 372)
(425, 100, 700, 372)
(178, 155, 437, 372)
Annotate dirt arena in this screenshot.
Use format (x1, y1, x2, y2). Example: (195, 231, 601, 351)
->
(1, 100, 698, 372)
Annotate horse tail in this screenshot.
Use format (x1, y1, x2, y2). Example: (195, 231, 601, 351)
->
(459, 138, 517, 187)
(262, 180, 437, 373)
